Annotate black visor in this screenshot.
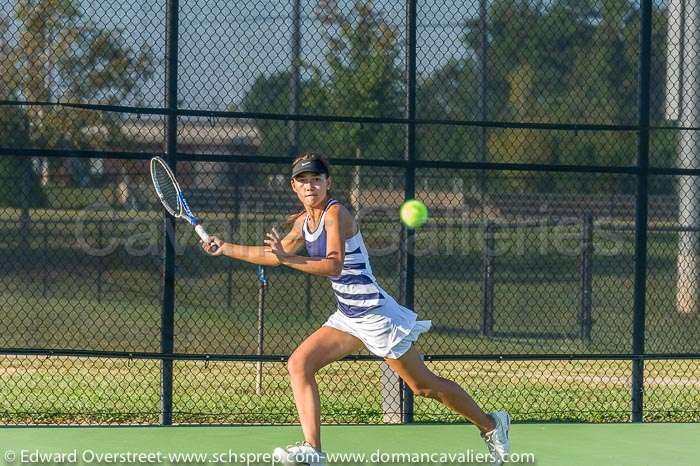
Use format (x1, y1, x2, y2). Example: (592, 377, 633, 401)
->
(291, 158, 328, 179)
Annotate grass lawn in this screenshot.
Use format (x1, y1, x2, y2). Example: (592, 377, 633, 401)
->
(0, 207, 698, 424)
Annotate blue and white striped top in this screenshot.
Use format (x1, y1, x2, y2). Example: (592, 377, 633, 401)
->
(303, 198, 386, 318)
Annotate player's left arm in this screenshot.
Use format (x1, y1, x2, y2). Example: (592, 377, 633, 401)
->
(266, 204, 346, 277)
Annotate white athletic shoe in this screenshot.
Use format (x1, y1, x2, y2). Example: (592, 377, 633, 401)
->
(272, 441, 327, 466)
(481, 410, 511, 466)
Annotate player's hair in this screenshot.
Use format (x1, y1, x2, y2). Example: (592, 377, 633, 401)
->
(286, 151, 332, 226)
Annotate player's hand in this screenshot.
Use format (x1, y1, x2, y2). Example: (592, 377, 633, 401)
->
(264, 227, 289, 258)
(201, 236, 225, 256)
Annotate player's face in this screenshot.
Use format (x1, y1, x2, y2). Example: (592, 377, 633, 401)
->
(291, 172, 330, 207)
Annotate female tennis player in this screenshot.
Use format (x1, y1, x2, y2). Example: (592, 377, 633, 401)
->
(201, 152, 511, 466)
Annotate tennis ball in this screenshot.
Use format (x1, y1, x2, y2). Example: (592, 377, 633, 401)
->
(400, 199, 428, 228)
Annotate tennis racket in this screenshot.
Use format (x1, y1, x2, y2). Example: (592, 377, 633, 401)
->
(149, 156, 217, 253)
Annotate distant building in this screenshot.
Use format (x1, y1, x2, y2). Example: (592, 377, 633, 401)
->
(36, 118, 260, 189)
(100, 118, 261, 188)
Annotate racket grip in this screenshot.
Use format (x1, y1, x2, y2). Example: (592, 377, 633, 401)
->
(194, 224, 210, 242)
(194, 223, 219, 252)
(195, 224, 218, 253)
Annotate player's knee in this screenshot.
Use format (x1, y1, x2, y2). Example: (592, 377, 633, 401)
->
(286, 353, 304, 377)
(287, 352, 315, 379)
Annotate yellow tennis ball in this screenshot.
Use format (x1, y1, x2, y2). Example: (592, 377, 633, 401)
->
(400, 199, 428, 228)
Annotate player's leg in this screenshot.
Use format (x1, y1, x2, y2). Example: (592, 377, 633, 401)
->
(287, 326, 364, 450)
(385, 346, 511, 464)
(384, 346, 495, 432)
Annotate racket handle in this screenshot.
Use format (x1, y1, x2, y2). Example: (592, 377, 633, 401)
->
(194, 224, 210, 242)
(195, 224, 218, 253)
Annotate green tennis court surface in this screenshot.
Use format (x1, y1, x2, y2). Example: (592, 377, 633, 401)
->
(0, 423, 697, 465)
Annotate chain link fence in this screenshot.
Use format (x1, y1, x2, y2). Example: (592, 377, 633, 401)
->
(0, 0, 699, 425)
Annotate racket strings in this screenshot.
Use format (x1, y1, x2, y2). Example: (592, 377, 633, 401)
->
(153, 163, 180, 214)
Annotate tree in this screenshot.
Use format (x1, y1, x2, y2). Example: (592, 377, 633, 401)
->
(0, 17, 44, 208)
(470, 0, 563, 191)
(456, 0, 675, 194)
(417, 58, 481, 162)
(315, 0, 404, 205)
(487, 63, 558, 192)
(12, 0, 153, 186)
(240, 71, 327, 158)
(0, 17, 26, 153)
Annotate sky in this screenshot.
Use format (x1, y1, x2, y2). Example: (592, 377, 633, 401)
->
(2, 0, 477, 109)
(3, 0, 670, 111)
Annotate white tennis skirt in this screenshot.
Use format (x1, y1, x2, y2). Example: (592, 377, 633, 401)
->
(323, 296, 431, 359)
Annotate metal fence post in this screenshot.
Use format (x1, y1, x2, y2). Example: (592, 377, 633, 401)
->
(305, 275, 312, 319)
(256, 266, 268, 395)
(20, 155, 31, 253)
(477, 0, 489, 197)
(288, 0, 301, 157)
(632, 0, 652, 423)
(580, 214, 593, 342)
(482, 220, 495, 337)
(97, 220, 103, 304)
(42, 222, 48, 297)
(400, 0, 418, 425)
(160, 0, 179, 426)
(227, 217, 234, 309)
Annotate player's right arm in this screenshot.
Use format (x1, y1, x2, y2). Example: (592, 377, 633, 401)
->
(201, 215, 305, 267)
